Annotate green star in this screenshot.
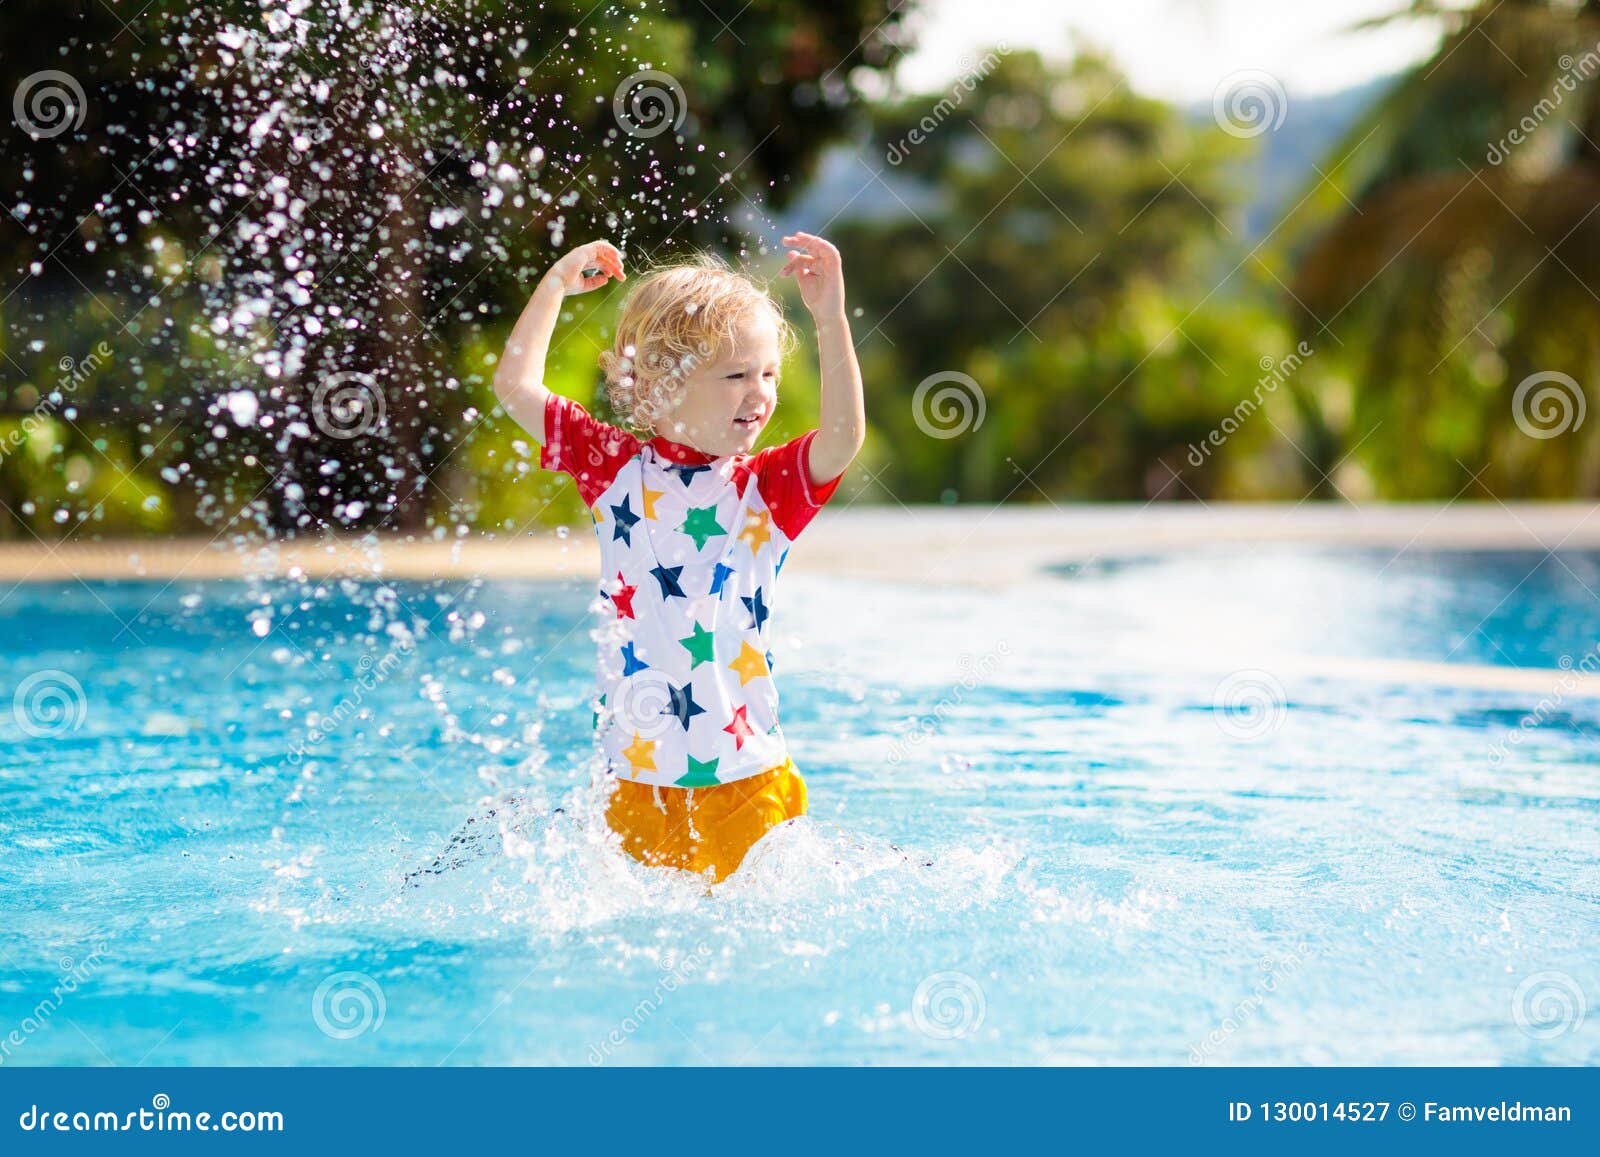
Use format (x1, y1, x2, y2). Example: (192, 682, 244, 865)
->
(679, 620, 717, 668)
(677, 755, 721, 788)
(678, 504, 727, 550)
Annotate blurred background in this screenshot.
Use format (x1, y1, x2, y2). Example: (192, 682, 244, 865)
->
(2, 0, 1598, 541)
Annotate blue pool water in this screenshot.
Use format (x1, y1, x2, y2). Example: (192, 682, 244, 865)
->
(1, 544, 1596, 1065)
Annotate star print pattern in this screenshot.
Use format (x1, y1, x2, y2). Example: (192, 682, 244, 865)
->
(679, 504, 727, 550)
(609, 495, 640, 545)
(679, 620, 717, 668)
(539, 394, 843, 788)
(620, 641, 649, 676)
(663, 681, 705, 730)
(741, 588, 770, 632)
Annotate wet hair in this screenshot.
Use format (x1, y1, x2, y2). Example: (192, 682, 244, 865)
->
(597, 253, 794, 432)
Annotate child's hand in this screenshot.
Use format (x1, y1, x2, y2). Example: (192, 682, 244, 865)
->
(780, 232, 845, 319)
(542, 240, 626, 296)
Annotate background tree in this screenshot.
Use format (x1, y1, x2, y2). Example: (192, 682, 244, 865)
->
(833, 49, 1293, 502)
(0, 0, 910, 539)
(1281, 0, 1600, 497)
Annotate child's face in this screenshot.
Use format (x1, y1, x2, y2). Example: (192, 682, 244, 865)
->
(653, 312, 781, 456)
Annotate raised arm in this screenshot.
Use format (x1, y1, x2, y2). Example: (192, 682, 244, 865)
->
(493, 240, 626, 444)
(780, 232, 865, 486)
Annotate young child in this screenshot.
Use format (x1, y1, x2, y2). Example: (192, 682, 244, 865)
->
(492, 233, 865, 882)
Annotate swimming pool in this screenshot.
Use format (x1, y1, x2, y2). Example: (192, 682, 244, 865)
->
(1, 544, 1595, 1065)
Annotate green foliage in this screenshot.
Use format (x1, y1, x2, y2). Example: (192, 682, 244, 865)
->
(832, 49, 1297, 501)
(1282, 0, 1600, 497)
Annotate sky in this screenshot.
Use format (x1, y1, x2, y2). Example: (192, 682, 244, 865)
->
(895, 0, 1467, 101)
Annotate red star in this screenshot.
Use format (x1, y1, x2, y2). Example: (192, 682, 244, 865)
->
(609, 572, 637, 620)
(723, 704, 754, 750)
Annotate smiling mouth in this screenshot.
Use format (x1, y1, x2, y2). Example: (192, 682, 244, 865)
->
(733, 414, 763, 429)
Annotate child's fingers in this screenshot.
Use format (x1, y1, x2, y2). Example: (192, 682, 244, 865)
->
(579, 241, 625, 281)
(783, 231, 836, 254)
(589, 248, 622, 281)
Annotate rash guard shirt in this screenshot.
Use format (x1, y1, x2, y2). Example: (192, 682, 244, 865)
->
(540, 393, 842, 788)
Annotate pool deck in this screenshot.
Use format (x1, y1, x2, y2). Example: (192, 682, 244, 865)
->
(3, 501, 1596, 586)
(6, 502, 1599, 699)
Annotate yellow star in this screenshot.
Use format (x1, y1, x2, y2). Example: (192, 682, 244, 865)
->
(738, 508, 772, 554)
(728, 641, 770, 687)
(592, 502, 606, 524)
(640, 487, 665, 520)
(621, 731, 658, 777)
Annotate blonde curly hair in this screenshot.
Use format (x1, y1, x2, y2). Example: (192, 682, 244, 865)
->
(597, 254, 794, 433)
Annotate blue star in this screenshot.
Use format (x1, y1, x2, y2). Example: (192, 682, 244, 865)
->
(620, 641, 649, 677)
(667, 462, 712, 486)
(650, 564, 686, 599)
(766, 648, 775, 672)
(662, 681, 705, 730)
(709, 561, 735, 598)
(608, 495, 640, 545)
(776, 547, 790, 574)
(741, 587, 770, 632)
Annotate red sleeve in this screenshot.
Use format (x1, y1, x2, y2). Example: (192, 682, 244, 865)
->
(748, 429, 844, 541)
(540, 394, 639, 507)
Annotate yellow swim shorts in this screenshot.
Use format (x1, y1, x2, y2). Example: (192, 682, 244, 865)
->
(604, 758, 807, 883)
